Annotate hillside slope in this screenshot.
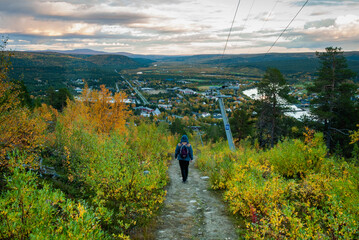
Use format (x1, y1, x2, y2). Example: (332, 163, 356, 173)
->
(9, 52, 153, 94)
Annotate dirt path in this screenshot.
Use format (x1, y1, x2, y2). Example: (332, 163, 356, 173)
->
(155, 158, 238, 240)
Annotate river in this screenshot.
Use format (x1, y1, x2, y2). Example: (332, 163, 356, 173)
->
(242, 88, 311, 120)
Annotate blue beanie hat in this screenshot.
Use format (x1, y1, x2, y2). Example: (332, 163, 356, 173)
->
(181, 135, 189, 143)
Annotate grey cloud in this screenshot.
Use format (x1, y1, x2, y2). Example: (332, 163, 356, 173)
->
(108, 0, 191, 7)
(271, 28, 358, 51)
(42, 12, 151, 25)
(6, 32, 145, 44)
(304, 19, 335, 29)
(48, 0, 191, 8)
(299, 0, 359, 6)
(310, 11, 329, 16)
(0, 0, 37, 15)
(0, 0, 153, 26)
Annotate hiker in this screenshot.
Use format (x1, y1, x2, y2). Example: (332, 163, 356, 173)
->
(175, 135, 193, 183)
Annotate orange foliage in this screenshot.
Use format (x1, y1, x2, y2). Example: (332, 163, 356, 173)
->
(60, 84, 130, 135)
(0, 80, 57, 169)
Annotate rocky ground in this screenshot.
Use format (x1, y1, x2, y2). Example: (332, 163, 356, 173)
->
(154, 158, 238, 240)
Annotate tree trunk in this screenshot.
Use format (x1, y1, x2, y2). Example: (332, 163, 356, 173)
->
(325, 119, 331, 150)
(271, 99, 276, 148)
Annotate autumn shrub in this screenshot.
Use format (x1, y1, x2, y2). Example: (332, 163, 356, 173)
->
(264, 131, 327, 178)
(0, 78, 57, 170)
(56, 123, 173, 236)
(196, 141, 237, 190)
(0, 156, 109, 240)
(54, 86, 175, 237)
(197, 131, 359, 239)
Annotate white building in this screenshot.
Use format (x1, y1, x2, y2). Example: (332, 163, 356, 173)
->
(158, 104, 172, 110)
(201, 112, 211, 118)
(179, 88, 197, 95)
(74, 87, 83, 93)
(153, 108, 161, 116)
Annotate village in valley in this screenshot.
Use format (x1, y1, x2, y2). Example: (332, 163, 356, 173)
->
(67, 64, 320, 141)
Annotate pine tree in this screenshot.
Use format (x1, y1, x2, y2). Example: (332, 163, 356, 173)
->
(229, 106, 254, 144)
(307, 47, 357, 152)
(255, 68, 290, 147)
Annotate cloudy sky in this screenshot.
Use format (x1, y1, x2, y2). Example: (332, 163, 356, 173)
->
(1, 0, 359, 55)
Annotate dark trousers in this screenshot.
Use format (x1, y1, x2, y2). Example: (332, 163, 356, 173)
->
(179, 160, 189, 182)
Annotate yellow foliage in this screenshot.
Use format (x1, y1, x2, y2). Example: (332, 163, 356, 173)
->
(60, 84, 130, 135)
(0, 80, 55, 169)
(197, 136, 359, 239)
(350, 124, 359, 144)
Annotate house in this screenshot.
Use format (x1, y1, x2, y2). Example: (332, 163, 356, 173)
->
(153, 108, 161, 116)
(167, 87, 180, 91)
(141, 112, 150, 117)
(213, 113, 222, 119)
(158, 104, 172, 110)
(134, 106, 154, 113)
(74, 87, 83, 93)
(201, 112, 211, 118)
(179, 88, 197, 95)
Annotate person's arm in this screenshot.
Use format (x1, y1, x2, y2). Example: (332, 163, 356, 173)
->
(175, 144, 180, 159)
(189, 145, 194, 160)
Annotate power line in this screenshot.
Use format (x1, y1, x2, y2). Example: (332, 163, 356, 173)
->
(240, 0, 256, 33)
(221, 0, 241, 61)
(221, 0, 258, 60)
(240, 0, 256, 55)
(261, 0, 280, 30)
(266, 0, 309, 54)
(245, 0, 278, 54)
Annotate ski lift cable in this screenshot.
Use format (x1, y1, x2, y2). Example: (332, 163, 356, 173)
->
(261, 0, 280, 30)
(241, 0, 256, 34)
(221, 0, 258, 60)
(266, 0, 309, 55)
(220, 0, 241, 61)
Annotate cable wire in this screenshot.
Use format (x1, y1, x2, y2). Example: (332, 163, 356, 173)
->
(261, 0, 280, 30)
(221, 0, 241, 61)
(266, 0, 309, 54)
(241, 0, 256, 33)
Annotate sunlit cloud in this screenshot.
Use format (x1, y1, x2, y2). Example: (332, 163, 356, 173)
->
(1, 0, 359, 54)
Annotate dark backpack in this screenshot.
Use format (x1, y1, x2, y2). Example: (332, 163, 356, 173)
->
(180, 144, 189, 158)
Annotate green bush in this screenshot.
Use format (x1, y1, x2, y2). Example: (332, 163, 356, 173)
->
(197, 132, 359, 239)
(266, 133, 327, 178)
(0, 166, 109, 239)
(55, 120, 174, 236)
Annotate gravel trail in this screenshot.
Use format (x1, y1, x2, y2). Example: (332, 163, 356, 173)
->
(155, 157, 238, 240)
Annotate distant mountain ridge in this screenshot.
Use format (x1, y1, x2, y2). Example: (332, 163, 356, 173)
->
(38, 49, 185, 60)
(52, 49, 108, 55)
(10, 50, 359, 95)
(9, 51, 154, 94)
(12, 51, 153, 70)
(38, 49, 359, 74)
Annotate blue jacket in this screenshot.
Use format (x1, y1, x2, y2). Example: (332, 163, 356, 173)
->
(175, 135, 193, 161)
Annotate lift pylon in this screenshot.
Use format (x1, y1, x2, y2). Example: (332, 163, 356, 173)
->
(210, 86, 236, 151)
